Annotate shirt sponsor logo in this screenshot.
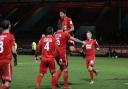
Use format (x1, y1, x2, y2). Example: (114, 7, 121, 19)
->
(86, 44, 92, 49)
(43, 38, 52, 42)
(55, 34, 61, 38)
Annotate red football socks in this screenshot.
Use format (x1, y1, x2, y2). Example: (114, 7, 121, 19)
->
(89, 70, 94, 81)
(92, 69, 97, 75)
(52, 76, 56, 89)
(36, 74, 43, 88)
(63, 70, 68, 87)
(56, 69, 62, 84)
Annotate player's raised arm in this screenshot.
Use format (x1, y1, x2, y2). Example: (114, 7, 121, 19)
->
(70, 37, 83, 44)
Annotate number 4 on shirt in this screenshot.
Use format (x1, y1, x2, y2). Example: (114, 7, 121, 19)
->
(44, 42, 49, 51)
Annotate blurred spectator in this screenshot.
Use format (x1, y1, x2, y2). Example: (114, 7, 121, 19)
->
(111, 49, 118, 59)
(32, 41, 36, 55)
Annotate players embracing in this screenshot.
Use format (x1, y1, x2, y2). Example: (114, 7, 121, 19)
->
(34, 9, 100, 89)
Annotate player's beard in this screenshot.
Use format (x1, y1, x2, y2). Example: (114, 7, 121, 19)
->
(60, 17, 64, 20)
(60, 15, 65, 20)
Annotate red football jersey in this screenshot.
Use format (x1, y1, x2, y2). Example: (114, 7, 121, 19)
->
(0, 32, 15, 63)
(54, 30, 71, 51)
(58, 16, 73, 31)
(36, 35, 57, 59)
(83, 39, 99, 59)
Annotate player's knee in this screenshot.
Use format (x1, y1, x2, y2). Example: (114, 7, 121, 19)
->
(88, 66, 93, 71)
(4, 81, 11, 88)
(39, 73, 43, 77)
(63, 68, 68, 72)
(51, 71, 56, 76)
(52, 73, 56, 77)
(69, 46, 75, 52)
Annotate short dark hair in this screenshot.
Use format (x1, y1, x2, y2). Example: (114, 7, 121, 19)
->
(86, 31, 92, 35)
(45, 26, 54, 35)
(0, 27, 3, 34)
(0, 19, 11, 29)
(59, 9, 67, 14)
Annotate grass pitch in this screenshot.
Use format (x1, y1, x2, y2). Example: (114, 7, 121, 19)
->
(10, 55, 128, 89)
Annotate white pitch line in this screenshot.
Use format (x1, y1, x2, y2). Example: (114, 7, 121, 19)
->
(124, 83, 128, 85)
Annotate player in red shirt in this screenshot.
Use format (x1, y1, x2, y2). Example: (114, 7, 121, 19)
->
(58, 9, 76, 53)
(54, 23, 83, 89)
(35, 27, 57, 89)
(58, 9, 74, 33)
(82, 31, 100, 84)
(0, 20, 16, 89)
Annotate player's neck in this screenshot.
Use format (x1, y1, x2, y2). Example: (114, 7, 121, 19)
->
(88, 38, 92, 40)
(3, 29, 10, 33)
(64, 16, 67, 19)
(46, 34, 52, 36)
(61, 16, 66, 19)
(58, 29, 63, 32)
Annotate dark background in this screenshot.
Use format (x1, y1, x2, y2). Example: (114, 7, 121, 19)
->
(0, 0, 127, 45)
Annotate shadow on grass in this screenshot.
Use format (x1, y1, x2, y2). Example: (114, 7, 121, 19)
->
(26, 81, 85, 89)
(80, 78, 90, 82)
(58, 81, 84, 86)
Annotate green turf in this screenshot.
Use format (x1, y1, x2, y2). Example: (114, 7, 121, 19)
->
(10, 55, 128, 89)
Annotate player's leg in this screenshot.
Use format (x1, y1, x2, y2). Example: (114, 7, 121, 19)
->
(0, 81, 10, 89)
(69, 42, 85, 58)
(55, 50, 63, 87)
(68, 38, 76, 53)
(69, 46, 75, 53)
(36, 60, 47, 89)
(55, 58, 63, 87)
(36, 73, 44, 89)
(92, 68, 98, 76)
(79, 48, 85, 58)
(62, 55, 71, 89)
(87, 60, 95, 84)
(88, 58, 98, 76)
(49, 59, 56, 89)
(63, 67, 69, 89)
(0, 63, 12, 89)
